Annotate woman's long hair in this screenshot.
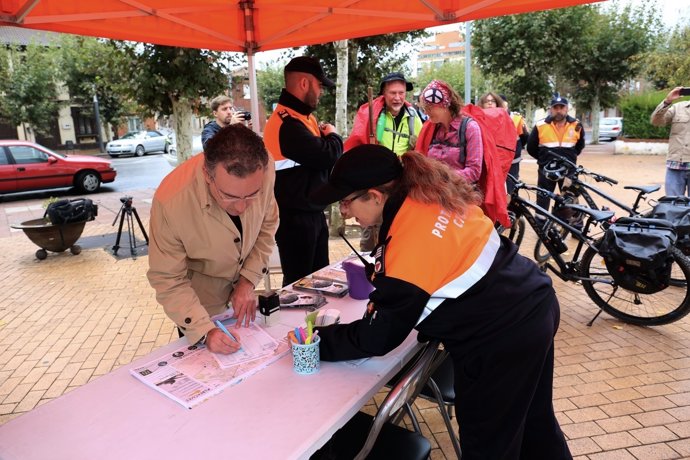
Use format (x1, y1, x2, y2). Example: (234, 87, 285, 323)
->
(374, 151, 482, 215)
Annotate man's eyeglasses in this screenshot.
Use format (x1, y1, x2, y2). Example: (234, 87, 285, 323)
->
(339, 190, 368, 207)
(210, 178, 261, 203)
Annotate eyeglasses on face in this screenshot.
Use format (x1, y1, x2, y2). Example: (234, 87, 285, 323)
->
(210, 177, 261, 203)
(339, 190, 368, 207)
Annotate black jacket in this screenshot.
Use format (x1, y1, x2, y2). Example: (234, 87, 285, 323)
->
(270, 90, 343, 214)
(201, 121, 222, 150)
(526, 115, 585, 166)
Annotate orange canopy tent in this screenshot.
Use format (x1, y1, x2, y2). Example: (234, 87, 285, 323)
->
(0, 0, 602, 53)
(0, 0, 602, 123)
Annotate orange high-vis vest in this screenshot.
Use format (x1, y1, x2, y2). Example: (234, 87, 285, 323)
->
(377, 199, 499, 325)
(264, 103, 320, 170)
(511, 113, 526, 140)
(535, 119, 581, 149)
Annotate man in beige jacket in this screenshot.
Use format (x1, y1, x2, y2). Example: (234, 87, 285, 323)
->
(651, 86, 690, 196)
(147, 124, 279, 354)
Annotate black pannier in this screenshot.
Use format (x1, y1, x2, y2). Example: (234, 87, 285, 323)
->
(648, 196, 690, 255)
(598, 217, 677, 294)
(45, 198, 98, 225)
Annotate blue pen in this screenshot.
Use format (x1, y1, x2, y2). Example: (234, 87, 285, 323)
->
(215, 320, 242, 350)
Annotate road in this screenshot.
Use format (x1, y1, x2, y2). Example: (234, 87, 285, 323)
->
(0, 154, 174, 204)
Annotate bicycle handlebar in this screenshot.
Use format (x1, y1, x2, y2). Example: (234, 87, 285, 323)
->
(544, 150, 618, 185)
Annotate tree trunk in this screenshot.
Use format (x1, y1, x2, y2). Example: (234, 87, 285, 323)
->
(525, 100, 536, 128)
(329, 40, 349, 237)
(590, 95, 601, 145)
(333, 40, 349, 136)
(172, 96, 194, 164)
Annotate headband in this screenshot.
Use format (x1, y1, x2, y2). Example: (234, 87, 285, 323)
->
(421, 80, 452, 108)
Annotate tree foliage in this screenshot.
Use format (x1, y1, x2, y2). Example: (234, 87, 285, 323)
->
(58, 36, 135, 140)
(0, 43, 61, 136)
(473, 8, 589, 118)
(644, 23, 690, 89)
(562, 1, 660, 140)
(303, 31, 427, 124)
(120, 44, 239, 162)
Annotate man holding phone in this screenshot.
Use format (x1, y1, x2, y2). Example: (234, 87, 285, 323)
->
(651, 86, 690, 196)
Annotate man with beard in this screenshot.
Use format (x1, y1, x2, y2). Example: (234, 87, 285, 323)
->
(264, 56, 343, 286)
(526, 93, 585, 213)
(201, 95, 250, 149)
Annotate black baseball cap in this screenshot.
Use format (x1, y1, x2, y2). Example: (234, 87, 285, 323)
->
(310, 145, 403, 205)
(285, 56, 335, 88)
(379, 72, 413, 94)
(550, 93, 568, 107)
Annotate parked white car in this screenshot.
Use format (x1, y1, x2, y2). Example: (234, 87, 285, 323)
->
(106, 130, 170, 158)
(599, 117, 623, 141)
(164, 135, 203, 167)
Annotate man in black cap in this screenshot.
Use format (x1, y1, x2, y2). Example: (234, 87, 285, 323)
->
(264, 56, 343, 286)
(344, 71, 423, 251)
(526, 93, 585, 214)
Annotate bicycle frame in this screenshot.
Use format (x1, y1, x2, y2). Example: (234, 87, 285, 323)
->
(508, 184, 614, 285)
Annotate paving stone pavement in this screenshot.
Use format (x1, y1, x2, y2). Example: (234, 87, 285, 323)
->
(1, 145, 690, 459)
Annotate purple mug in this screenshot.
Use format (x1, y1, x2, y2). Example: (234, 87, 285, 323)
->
(342, 258, 374, 300)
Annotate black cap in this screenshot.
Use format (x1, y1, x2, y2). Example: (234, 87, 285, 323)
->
(379, 72, 413, 94)
(285, 56, 335, 88)
(310, 145, 403, 205)
(550, 93, 568, 107)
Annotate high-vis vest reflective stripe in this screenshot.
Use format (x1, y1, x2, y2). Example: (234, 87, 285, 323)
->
(535, 119, 581, 149)
(264, 103, 320, 171)
(379, 199, 499, 325)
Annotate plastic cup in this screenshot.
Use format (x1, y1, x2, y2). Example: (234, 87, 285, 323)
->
(342, 258, 374, 300)
(291, 335, 320, 374)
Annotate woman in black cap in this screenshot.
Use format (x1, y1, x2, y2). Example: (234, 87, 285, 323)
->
(311, 144, 572, 460)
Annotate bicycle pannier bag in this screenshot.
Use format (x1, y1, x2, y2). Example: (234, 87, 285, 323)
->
(649, 196, 690, 254)
(45, 198, 98, 225)
(598, 217, 676, 294)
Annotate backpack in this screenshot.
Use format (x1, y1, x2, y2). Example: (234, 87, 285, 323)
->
(416, 105, 515, 227)
(598, 217, 676, 294)
(648, 195, 690, 255)
(45, 198, 98, 225)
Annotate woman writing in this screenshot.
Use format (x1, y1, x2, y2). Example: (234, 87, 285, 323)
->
(311, 144, 572, 459)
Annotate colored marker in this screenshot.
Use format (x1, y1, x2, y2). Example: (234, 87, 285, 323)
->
(215, 320, 242, 350)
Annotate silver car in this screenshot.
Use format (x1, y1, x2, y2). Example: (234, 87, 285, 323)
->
(106, 130, 170, 158)
(599, 117, 623, 141)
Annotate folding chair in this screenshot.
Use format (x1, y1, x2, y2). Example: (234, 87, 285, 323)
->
(417, 353, 462, 459)
(311, 341, 442, 460)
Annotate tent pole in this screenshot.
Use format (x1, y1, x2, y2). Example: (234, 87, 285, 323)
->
(247, 51, 261, 135)
(464, 21, 471, 104)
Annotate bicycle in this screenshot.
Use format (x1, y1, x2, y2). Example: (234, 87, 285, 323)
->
(532, 154, 660, 264)
(506, 177, 690, 326)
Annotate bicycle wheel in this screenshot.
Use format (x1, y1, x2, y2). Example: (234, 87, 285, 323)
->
(580, 245, 690, 326)
(498, 212, 526, 248)
(534, 220, 569, 264)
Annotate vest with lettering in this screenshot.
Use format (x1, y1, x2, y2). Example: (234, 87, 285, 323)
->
(376, 198, 500, 325)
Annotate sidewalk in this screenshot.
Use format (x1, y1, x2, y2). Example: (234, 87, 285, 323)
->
(1, 148, 690, 459)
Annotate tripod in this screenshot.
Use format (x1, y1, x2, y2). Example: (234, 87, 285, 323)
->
(112, 196, 149, 256)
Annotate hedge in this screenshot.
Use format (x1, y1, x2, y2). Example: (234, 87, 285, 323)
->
(619, 91, 672, 140)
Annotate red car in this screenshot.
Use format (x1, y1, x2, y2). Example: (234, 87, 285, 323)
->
(0, 140, 117, 195)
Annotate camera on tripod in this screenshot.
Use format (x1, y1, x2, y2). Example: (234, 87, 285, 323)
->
(112, 195, 149, 256)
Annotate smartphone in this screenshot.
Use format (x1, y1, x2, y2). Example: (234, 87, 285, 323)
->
(680, 87, 690, 96)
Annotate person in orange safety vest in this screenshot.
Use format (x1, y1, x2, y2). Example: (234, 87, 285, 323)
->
(310, 145, 572, 460)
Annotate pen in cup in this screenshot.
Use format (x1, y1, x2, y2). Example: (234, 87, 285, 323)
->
(214, 319, 243, 350)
